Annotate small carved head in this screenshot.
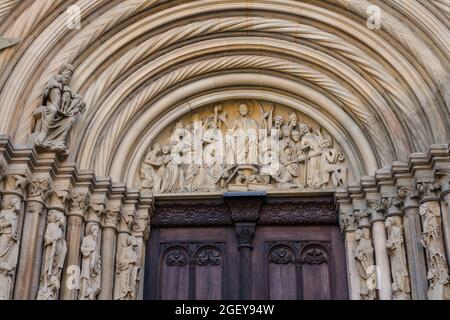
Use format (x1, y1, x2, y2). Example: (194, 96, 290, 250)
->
(282, 125, 291, 138)
(274, 115, 284, 127)
(59, 64, 75, 85)
(239, 103, 249, 116)
(299, 123, 310, 134)
(288, 113, 298, 127)
(291, 130, 301, 142)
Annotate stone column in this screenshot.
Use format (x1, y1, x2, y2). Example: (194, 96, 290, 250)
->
(36, 188, 71, 300)
(98, 204, 120, 300)
(397, 187, 428, 300)
(14, 177, 51, 300)
(338, 208, 360, 300)
(0, 173, 29, 300)
(132, 199, 152, 300)
(367, 200, 392, 300)
(60, 192, 90, 300)
(435, 169, 450, 262)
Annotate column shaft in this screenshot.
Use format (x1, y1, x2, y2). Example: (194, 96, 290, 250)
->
(372, 220, 392, 300)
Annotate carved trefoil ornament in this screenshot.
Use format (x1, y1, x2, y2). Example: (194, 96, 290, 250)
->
(139, 101, 348, 194)
(30, 64, 86, 155)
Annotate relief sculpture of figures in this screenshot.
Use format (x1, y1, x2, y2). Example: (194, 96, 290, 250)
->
(114, 235, 140, 300)
(385, 216, 411, 300)
(79, 225, 102, 300)
(354, 228, 377, 300)
(30, 64, 86, 155)
(419, 202, 450, 300)
(37, 210, 67, 300)
(0, 199, 20, 300)
(139, 101, 348, 194)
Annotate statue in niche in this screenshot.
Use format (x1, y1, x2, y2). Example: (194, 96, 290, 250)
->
(79, 224, 102, 300)
(37, 210, 67, 300)
(317, 139, 347, 188)
(300, 124, 324, 188)
(385, 216, 411, 300)
(0, 198, 20, 300)
(419, 202, 450, 300)
(31, 64, 85, 155)
(230, 103, 259, 164)
(140, 143, 163, 193)
(114, 235, 140, 300)
(354, 228, 377, 300)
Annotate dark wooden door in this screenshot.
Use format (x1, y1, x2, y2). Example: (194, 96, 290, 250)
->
(144, 195, 349, 300)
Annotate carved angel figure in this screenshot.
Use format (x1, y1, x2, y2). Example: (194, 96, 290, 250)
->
(0, 199, 20, 300)
(114, 235, 140, 300)
(79, 225, 102, 300)
(354, 228, 377, 300)
(37, 210, 67, 300)
(31, 64, 85, 154)
(385, 216, 411, 300)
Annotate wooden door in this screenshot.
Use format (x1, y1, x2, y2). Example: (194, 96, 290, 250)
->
(144, 195, 349, 300)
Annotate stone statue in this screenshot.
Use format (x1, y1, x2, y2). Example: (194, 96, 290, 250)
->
(114, 235, 140, 300)
(230, 103, 259, 164)
(291, 129, 306, 187)
(0, 198, 20, 300)
(159, 145, 183, 193)
(288, 112, 299, 131)
(385, 216, 411, 300)
(37, 210, 67, 300)
(79, 224, 102, 300)
(300, 124, 323, 188)
(354, 228, 377, 300)
(31, 64, 85, 155)
(318, 139, 347, 188)
(140, 143, 163, 193)
(419, 202, 450, 300)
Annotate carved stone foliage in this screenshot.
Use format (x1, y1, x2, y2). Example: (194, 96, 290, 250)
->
(354, 228, 377, 300)
(114, 235, 140, 301)
(0, 197, 21, 300)
(385, 216, 411, 300)
(259, 200, 336, 225)
(69, 192, 89, 216)
(28, 178, 51, 203)
(30, 64, 86, 155)
(162, 243, 224, 267)
(3, 174, 29, 193)
(339, 209, 356, 233)
(152, 203, 232, 227)
(79, 224, 101, 301)
(37, 210, 67, 300)
(139, 101, 348, 194)
(103, 206, 121, 228)
(266, 241, 331, 266)
(419, 202, 450, 300)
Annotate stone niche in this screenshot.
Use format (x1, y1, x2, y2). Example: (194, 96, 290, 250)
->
(138, 100, 349, 194)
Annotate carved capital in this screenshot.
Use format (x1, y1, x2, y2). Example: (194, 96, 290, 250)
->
(354, 209, 371, 229)
(118, 206, 135, 233)
(3, 174, 29, 195)
(48, 189, 71, 211)
(235, 223, 256, 248)
(416, 181, 441, 203)
(339, 209, 357, 233)
(225, 194, 264, 223)
(397, 187, 419, 211)
(103, 205, 121, 229)
(27, 177, 52, 204)
(367, 199, 388, 223)
(132, 209, 151, 240)
(435, 169, 450, 196)
(382, 194, 403, 217)
(68, 192, 90, 217)
(87, 199, 106, 223)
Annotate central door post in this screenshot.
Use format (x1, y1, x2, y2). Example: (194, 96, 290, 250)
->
(225, 192, 265, 300)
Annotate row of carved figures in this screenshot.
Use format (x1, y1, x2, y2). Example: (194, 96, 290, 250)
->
(0, 175, 149, 300)
(140, 103, 347, 193)
(340, 180, 450, 300)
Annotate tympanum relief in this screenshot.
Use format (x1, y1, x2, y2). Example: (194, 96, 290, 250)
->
(139, 101, 348, 194)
